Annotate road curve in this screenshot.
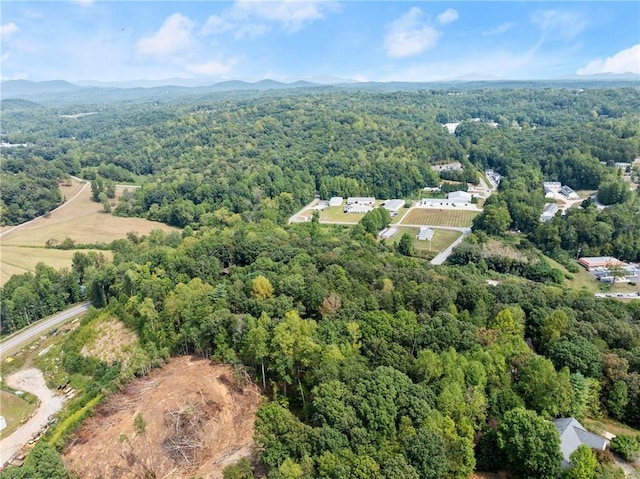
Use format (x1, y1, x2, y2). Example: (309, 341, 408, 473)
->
(0, 180, 89, 240)
(0, 302, 91, 359)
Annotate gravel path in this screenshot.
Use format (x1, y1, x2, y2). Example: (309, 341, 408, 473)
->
(0, 369, 65, 465)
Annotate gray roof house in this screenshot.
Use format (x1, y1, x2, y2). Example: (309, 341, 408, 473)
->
(554, 417, 608, 468)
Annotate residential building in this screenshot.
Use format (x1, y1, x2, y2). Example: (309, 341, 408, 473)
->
(540, 203, 558, 222)
(554, 418, 607, 469)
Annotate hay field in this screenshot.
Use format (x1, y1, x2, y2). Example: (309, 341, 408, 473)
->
(0, 246, 113, 285)
(402, 208, 478, 228)
(1, 179, 178, 285)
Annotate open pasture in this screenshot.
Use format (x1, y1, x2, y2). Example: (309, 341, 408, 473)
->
(1, 179, 178, 285)
(402, 207, 478, 228)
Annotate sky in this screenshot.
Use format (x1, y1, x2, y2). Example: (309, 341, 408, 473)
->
(1, 1, 639, 83)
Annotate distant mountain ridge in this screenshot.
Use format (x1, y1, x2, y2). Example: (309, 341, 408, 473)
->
(2, 75, 639, 106)
(1, 79, 82, 97)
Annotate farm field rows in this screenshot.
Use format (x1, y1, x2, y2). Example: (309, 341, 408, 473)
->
(402, 207, 479, 228)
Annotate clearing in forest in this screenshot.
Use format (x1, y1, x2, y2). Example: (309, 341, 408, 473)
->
(401, 208, 479, 228)
(62, 357, 262, 479)
(0, 178, 178, 285)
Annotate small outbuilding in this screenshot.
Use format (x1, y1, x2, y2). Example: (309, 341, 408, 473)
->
(329, 197, 343, 207)
(416, 227, 434, 241)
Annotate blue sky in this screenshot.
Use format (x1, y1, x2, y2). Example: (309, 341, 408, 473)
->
(1, 1, 639, 82)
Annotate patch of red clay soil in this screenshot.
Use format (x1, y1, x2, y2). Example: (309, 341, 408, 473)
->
(63, 356, 262, 478)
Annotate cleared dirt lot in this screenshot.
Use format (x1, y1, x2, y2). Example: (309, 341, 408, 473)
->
(63, 357, 262, 479)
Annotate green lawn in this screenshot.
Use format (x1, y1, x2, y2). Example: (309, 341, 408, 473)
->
(0, 389, 37, 439)
(393, 227, 462, 254)
(319, 206, 364, 223)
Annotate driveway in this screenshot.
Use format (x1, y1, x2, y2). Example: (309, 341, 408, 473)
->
(0, 369, 65, 465)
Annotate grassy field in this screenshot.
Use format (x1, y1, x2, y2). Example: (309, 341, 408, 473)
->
(402, 207, 479, 228)
(0, 246, 113, 285)
(0, 389, 37, 439)
(394, 227, 462, 253)
(584, 417, 640, 437)
(318, 206, 365, 223)
(0, 179, 178, 286)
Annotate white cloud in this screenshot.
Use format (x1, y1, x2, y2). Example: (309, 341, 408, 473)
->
(136, 13, 196, 57)
(437, 8, 458, 26)
(531, 10, 587, 40)
(1, 22, 20, 40)
(187, 57, 240, 76)
(385, 7, 441, 58)
(577, 44, 640, 75)
(482, 22, 514, 36)
(202, 0, 338, 38)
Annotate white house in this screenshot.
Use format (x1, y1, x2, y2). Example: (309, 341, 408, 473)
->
(554, 418, 607, 469)
(417, 227, 434, 241)
(540, 203, 559, 222)
(329, 197, 343, 207)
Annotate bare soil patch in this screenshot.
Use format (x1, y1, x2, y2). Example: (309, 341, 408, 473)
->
(63, 357, 262, 479)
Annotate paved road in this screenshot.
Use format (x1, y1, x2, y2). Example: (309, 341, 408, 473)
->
(0, 302, 91, 360)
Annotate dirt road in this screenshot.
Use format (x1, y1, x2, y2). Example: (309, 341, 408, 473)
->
(0, 369, 65, 465)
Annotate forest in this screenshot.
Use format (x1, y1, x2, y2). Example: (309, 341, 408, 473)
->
(1, 84, 640, 478)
